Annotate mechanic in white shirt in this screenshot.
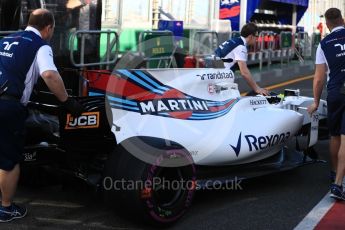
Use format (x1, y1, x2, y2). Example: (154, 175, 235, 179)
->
(21, 25, 59, 104)
(215, 23, 269, 95)
(308, 7, 345, 201)
(0, 9, 83, 222)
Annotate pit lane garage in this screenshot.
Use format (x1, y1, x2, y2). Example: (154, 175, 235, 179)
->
(0, 0, 328, 226)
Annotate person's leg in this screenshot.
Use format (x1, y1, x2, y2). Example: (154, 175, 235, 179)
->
(330, 135, 340, 172)
(0, 102, 27, 222)
(329, 95, 345, 200)
(0, 163, 26, 222)
(0, 164, 20, 207)
(335, 135, 345, 185)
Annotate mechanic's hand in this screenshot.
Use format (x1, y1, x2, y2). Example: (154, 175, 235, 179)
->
(255, 87, 269, 96)
(307, 102, 318, 116)
(62, 98, 84, 117)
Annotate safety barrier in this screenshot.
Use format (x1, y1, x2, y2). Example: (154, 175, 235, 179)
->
(212, 30, 317, 70)
(279, 31, 294, 66)
(138, 30, 176, 68)
(192, 31, 219, 67)
(246, 31, 280, 70)
(258, 31, 276, 70)
(69, 30, 119, 69)
(311, 32, 321, 60)
(295, 31, 311, 63)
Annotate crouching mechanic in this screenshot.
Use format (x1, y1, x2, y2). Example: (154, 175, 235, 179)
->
(215, 22, 269, 96)
(0, 9, 83, 222)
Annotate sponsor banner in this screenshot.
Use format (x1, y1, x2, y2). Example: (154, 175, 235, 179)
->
(219, 0, 261, 31)
(219, 0, 240, 30)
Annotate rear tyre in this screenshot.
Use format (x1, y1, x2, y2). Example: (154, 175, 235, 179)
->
(103, 145, 196, 226)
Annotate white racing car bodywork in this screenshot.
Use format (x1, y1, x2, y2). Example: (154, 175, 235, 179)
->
(105, 68, 327, 166)
(82, 67, 328, 225)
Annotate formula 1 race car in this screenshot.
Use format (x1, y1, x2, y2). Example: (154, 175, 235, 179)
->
(23, 68, 327, 226)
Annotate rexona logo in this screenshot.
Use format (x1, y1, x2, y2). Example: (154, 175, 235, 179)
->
(230, 132, 291, 156)
(65, 112, 100, 129)
(138, 98, 209, 114)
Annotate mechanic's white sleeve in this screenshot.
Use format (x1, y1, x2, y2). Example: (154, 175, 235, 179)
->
(37, 45, 58, 75)
(233, 45, 247, 62)
(315, 44, 326, 64)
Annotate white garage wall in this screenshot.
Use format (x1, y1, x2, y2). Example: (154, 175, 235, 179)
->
(298, 0, 345, 36)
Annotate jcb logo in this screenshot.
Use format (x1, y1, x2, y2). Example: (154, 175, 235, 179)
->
(65, 112, 100, 129)
(3, 41, 19, 51)
(334, 43, 345, 51)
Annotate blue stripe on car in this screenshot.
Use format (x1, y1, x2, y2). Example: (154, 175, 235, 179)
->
(134, 70, 170, 92)
(116, 70, 165, 95)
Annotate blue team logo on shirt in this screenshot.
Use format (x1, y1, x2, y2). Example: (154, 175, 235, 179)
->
(0, 41, 19, 58)
(334, 43, 345, 51)
(3, 41, 19, 51)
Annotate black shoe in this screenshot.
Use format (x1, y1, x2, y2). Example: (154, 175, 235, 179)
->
(0, 203, 27, 222)
(330, 184, 345, 201)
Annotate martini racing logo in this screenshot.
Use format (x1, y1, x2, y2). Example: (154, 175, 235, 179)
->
(197, 71, 234, 81)
(65, 112, 100, 129)
(139, 98, 209, 114)
(230, 132, 290, 156)
(102, 69, 240, 120)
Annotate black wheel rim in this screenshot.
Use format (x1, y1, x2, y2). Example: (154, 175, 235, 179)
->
(153, 167, 186, 208)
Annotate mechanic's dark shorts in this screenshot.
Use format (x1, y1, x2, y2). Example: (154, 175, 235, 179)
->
(0, 100, 28, 171)
(327, 93, 345, 136)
